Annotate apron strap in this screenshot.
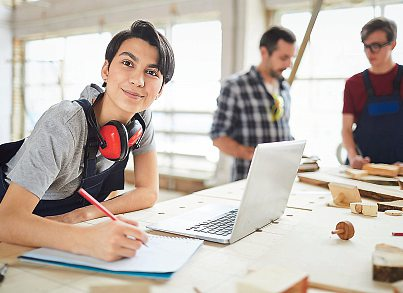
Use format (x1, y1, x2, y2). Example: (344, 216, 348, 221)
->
(362, 69, 375, 98)
(393, 64, 403, 96)
(74, 99, 100, 177)
(0, 139, 25, 165)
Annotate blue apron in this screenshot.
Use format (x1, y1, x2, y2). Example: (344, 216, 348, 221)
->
(353, 65, 403, 164)
(0, 99, 129, 217)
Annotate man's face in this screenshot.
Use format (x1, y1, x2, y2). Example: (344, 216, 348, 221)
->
(101, 38, 163, 120)
(264, 39, 295, 78)
(363, 30, 394, 68)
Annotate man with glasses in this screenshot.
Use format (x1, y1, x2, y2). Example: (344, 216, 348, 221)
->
(210, 26, 296, 181)
(342, 17, 403, 169)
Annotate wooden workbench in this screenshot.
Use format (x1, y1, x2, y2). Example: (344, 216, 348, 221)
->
(0, 179, 401, 292)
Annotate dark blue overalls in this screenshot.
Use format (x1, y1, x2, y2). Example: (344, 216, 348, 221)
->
(353, 65, 403, 164)
(0, 99, 129, 217)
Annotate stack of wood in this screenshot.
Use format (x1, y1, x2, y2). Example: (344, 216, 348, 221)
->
(298, 156, 320, 172)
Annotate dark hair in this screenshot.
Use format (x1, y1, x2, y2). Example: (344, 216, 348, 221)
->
(361, 17, 397, 43)
(103, 20, 175, 86)
(259, 26, 296, 55)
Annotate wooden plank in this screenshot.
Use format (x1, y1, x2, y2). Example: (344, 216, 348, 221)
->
(298, 169, 403, 202)
(338, 168, 400, 186)
(237, 266, 308, 293)
(257, 206, 400, 293)
(377, 200, 403, 212)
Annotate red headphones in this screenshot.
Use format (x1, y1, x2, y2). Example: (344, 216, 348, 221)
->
(97, 116, 145, 161)
(87, 91, 146, 162)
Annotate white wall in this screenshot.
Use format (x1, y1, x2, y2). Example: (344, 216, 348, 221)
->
(0, 6, 12, 143)
(242, 0, 266, 69)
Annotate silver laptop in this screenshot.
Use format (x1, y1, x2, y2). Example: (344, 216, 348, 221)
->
(147, 140, 306, 244)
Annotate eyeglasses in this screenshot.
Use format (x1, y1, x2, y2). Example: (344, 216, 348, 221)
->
(363, 41, 391, 53)
(270, 94, 284, 122)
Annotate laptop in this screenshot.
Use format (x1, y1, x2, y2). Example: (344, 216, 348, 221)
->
(147, 140, 306, 244)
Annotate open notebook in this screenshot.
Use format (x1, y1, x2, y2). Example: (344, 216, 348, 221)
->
(19, 235, 203, 279)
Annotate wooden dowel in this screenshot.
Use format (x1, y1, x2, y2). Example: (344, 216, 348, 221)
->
(331, 229, 344, 235)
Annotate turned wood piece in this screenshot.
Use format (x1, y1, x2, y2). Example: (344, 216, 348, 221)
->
(331, 221, 355, 240)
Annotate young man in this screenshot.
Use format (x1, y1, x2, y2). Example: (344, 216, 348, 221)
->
(0, 20, 175, 261)
(210, 26, 296, 181)
(342, 17, 402, 169)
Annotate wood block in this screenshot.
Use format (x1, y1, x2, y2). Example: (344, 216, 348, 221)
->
(345, 168, 369, 179)
(373, 243, 403, 283)
(237, 266, 308, 293)
(328, 183, 361, 208)
(363, 163, 400, 178)
(385, 210, 403, 216)
(350, 202, 378, 217)
(377, 200, 403, 212)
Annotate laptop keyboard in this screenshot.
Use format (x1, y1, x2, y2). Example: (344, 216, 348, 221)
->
(186, 209, 238, 236)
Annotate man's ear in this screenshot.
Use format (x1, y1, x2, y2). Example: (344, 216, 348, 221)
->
(101, 60, 109, 81)
(391, 40, 397, 50)
(260, 46, 269, 59)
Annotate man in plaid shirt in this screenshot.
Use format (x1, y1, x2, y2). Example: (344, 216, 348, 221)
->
(210, 26, 296, 181)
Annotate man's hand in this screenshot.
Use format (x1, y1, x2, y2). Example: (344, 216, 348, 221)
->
(349, 155, 371, 169)
(239, 145, 255, 161)
(79, 217, 148, 262)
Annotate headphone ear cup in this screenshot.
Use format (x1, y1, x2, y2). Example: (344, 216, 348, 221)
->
(99, 121, 129, 161)
(126, 120, 144, 148)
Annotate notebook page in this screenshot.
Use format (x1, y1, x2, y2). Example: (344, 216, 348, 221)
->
(20, 235, 203, 273)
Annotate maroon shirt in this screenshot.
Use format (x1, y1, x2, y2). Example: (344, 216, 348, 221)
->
(343, 64, 403, 122)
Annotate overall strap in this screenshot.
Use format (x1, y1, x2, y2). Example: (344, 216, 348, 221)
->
(132, 112, 146, 150)
(393, 64, 403, 96)
(362, 69, 375, 98)
(74, 99, 99, 177)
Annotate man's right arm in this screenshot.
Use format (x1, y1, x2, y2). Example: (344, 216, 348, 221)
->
(342, 114, 370, 169)
(0, 182, 147, 261)
(210, 81, 255, 160)
(213, 136, 255, 161)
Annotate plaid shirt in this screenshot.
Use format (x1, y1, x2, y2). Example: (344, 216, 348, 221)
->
(210, 66, 293, 181)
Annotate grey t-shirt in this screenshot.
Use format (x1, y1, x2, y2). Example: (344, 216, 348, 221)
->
(5, 85, 155, 200)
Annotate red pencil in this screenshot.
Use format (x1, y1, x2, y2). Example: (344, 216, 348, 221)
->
(78, 187, 148, 246)
(392, 232, 403, 236)
(78, 188, 118, 221)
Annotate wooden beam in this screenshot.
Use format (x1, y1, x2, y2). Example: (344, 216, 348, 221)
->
(287, 0, 322, 86)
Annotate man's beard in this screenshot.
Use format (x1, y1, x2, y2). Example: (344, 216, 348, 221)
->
(269, 68, 284, 78)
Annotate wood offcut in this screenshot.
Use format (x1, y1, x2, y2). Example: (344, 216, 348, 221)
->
(373, 243, 403, 283)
